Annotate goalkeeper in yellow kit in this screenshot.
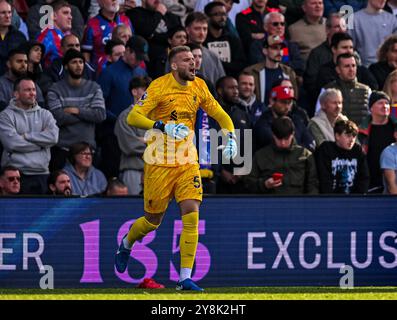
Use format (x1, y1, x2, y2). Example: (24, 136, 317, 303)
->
(114, 46, 237, 291)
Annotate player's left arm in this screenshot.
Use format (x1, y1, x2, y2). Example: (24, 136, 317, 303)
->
(199, 83, 235, 134)
(200, 84, 237, 159)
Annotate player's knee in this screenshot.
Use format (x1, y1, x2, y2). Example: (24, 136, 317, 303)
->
(180, 199, 200, 215)
(144, 212, 164, 227)
(182, 211, 199, 231)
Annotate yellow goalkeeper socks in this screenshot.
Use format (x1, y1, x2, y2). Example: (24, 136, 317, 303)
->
(125, 216, 159, 249)
(180, 211, 199, 269)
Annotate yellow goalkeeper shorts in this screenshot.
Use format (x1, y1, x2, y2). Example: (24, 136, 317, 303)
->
(143, 163, 203, 214)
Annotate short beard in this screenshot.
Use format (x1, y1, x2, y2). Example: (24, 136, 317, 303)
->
(11, 69, 27, 78)
(68, 70, 83, 79)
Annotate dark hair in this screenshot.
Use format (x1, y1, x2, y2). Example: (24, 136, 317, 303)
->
(7, 48, 27, 61)
(330, 32, 353, 49)
(68, 142, 93, 165)
(215, 75, 236, 91)
(186, 42, 202, 52)
(204, 1, 225, 16)
(129, 75, 152, 92)
(334, 119, 358, 136)
(51, 0, 71, 12)
(167, 26, 186, 39)
(168, 45, 191, 64)
(104, 39, 125, 55)
(336, 52, 355, 66)
(185, 12, 208, 28)
(47, 169, 68, 186)
(13, 76, 34, 92)
(0, 165, 19, 177)
(271, 116, 295, 139)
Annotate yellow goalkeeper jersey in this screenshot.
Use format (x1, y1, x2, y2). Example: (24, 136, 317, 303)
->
(128, 72, 233, 167)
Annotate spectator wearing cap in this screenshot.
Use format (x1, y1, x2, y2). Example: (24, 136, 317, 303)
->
(288, 0, 327, 64)
(97, 38, 126, 76)
(0, 0, 27, 76)
(203, 1, 247, 78)
(253, 83, 315, 152)
(0, 49, 45, 111)
(0, 76, 59, 195)
(244, 34, 298, 106)
(308, 88, 348, 147)
(245, 116, 319, 194)
(0, 165, 21, 195)
(82, 0, 133, 68)
(47, 49, 106, 171)
(45, 33, 97, 85)
(358, 91, 397, 193)
(316, 53, 371, 126)
(315, 119, 369, 194)
(249, 11, 305, 78)
(125, 0, 182, 79)
(97, 35, 148, 179)
(36, 1, 74, 69)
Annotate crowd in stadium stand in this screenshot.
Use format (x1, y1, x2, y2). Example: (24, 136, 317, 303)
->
(0, 0, 397, 196)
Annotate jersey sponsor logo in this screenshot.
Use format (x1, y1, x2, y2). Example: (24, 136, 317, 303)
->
(170, 110, 178, 121)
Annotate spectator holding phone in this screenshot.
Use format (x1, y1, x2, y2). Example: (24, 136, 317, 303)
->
(245, 116, 319, 194)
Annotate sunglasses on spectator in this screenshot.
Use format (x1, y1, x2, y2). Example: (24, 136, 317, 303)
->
(6, 176, 20, 182)
(271, 22, 285, 27)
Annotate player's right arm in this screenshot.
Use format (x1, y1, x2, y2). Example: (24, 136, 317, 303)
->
(127, 81, 189, 140)
(127, 82, 159, 130)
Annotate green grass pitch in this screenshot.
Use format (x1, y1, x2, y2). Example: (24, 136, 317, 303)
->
(1, 287, 397, 300)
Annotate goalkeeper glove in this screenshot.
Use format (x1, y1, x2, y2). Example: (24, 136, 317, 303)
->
(218, 132, 237, 160)
(153, 121, 189, 140)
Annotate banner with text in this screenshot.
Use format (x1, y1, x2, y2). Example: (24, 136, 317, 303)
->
(0, 196, 396, 288)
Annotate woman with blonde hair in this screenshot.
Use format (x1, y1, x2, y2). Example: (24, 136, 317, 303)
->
(383, 69, 397, 119)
